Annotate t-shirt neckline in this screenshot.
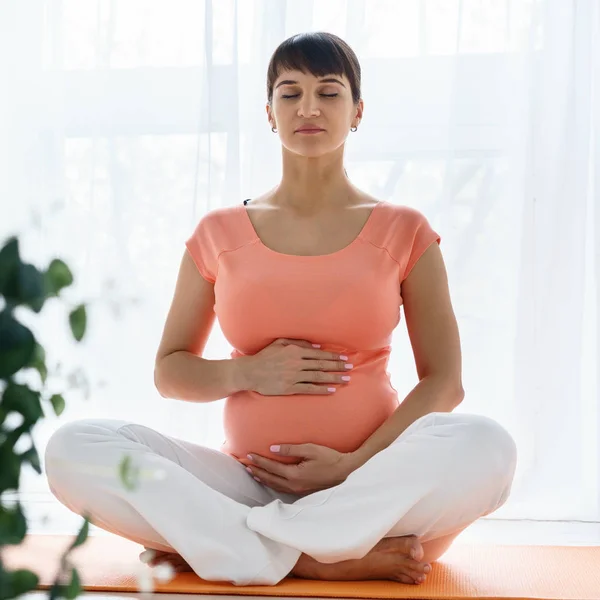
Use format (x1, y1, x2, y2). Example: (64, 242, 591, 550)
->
(238, 199, 386, 259)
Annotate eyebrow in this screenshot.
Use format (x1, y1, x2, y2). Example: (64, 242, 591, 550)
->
(275, 77, 346, 89)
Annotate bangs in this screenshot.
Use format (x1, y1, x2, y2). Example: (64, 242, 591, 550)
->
(270, 36, 348, 82)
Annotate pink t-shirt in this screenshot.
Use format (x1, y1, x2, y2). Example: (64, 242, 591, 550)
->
(185, 199, 441, 466)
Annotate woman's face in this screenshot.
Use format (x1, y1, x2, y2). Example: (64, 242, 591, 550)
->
(267, 69, 363, 158)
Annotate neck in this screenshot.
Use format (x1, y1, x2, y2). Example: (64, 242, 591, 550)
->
(274, 150, 355, 213)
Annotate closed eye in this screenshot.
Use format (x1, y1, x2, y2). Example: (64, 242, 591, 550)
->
(281, 94, 338, 99)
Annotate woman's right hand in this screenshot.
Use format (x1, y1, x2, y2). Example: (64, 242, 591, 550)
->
(242, 338, 353, 396)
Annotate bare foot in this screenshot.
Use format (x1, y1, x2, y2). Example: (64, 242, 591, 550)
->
(141, 549, 193, 573)
(141, 535, 431, 584)
(291, 534, 431, 585)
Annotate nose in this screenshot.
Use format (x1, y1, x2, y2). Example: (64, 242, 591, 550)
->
(297, 97, 321, 118)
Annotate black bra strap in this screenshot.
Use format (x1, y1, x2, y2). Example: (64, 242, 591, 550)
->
(243, 198, 251, 205)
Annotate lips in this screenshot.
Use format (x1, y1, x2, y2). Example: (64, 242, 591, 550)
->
(296, 127, 324, 132)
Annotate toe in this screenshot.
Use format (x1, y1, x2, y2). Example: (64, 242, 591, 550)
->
(406, 569, 427, 583)
(412, 560, 431, 573)
(408, 536, 424, 561)
(393, 573, 415, 585)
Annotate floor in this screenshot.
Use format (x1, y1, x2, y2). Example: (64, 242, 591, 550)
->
(16, 498, 600, 600)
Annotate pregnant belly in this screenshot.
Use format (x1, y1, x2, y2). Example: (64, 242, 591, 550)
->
(221, 374, 399, 466)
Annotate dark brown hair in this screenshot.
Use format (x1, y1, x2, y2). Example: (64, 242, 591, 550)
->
(266, 32, 362, 106)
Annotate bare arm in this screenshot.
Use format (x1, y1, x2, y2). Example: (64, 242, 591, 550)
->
(154, 248, 253, 403)
(155, 351, 252, 403)
(349, 242, 464, 469)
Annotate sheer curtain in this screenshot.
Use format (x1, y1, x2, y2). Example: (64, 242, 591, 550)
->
(1, 0, 598, 529)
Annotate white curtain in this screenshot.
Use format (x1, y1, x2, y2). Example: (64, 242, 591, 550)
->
(1, 0, 598, 529)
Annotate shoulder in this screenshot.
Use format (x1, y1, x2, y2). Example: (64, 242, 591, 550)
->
(372, 200, 441, 268)
(190, 204, 241, 236)
(195, 204, 239, 224)
(187, 202, 256, 255)
(379, 200, 430, 223)
(370, 201, 437, 242)
(353, 188, 428, 222)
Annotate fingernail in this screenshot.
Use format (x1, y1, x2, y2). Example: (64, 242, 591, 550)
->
(312, 344, 321, 348)
(339, 355, 348, 360)
(246, 467, 252, 473)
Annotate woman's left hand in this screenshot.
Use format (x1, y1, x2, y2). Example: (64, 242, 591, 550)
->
(245, 443, 358, 495)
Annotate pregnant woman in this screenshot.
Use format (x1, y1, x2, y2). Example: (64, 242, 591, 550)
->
(44, 31, 517, 587)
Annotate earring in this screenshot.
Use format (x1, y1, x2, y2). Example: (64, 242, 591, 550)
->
(271, 126, 277, 133)
(350, 125, 358, 132)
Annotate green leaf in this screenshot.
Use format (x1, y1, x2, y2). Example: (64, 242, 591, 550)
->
(49, 394, 66, 417)
(17, 263, 46, 313)
(68, 517, 89, 551)
(1, 568, 39, 598)
(0, 238, 47, 310)
(0, 310, 36, 378)
(1, 382, 43, 425)
(0, 441, 21, 491)
(68, 305, 86, 342)
(45, 259, 73, 296)
(118, 454, 140, 491)
(0, 237, 92, 600)
(23, 341, 48, 385)
(0, 237, 20, 299)
(0, 502, 27, 545)
(20, 444, 41, 475)
(49, 579, 67, 600)
(65, 566, 82, 600)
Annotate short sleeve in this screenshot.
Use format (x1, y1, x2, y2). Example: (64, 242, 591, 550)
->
(185, 213, 218, 283)
(399, 208, 441, 284)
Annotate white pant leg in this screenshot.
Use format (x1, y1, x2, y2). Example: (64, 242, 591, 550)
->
(44, 418, 303, 586)
(246, 412, 518, 564)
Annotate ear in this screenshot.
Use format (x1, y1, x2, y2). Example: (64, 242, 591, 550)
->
(355, 98, 364, 121)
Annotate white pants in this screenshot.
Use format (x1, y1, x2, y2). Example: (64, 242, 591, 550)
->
(44, 411, 517, 586)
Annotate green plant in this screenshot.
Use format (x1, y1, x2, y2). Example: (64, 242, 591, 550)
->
(0, 235, 143, 600)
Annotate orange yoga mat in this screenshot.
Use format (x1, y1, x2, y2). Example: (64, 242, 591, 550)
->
(3, 533, 600, 600)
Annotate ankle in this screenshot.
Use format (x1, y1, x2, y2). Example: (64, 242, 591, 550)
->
(290, 553, 323, 579)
